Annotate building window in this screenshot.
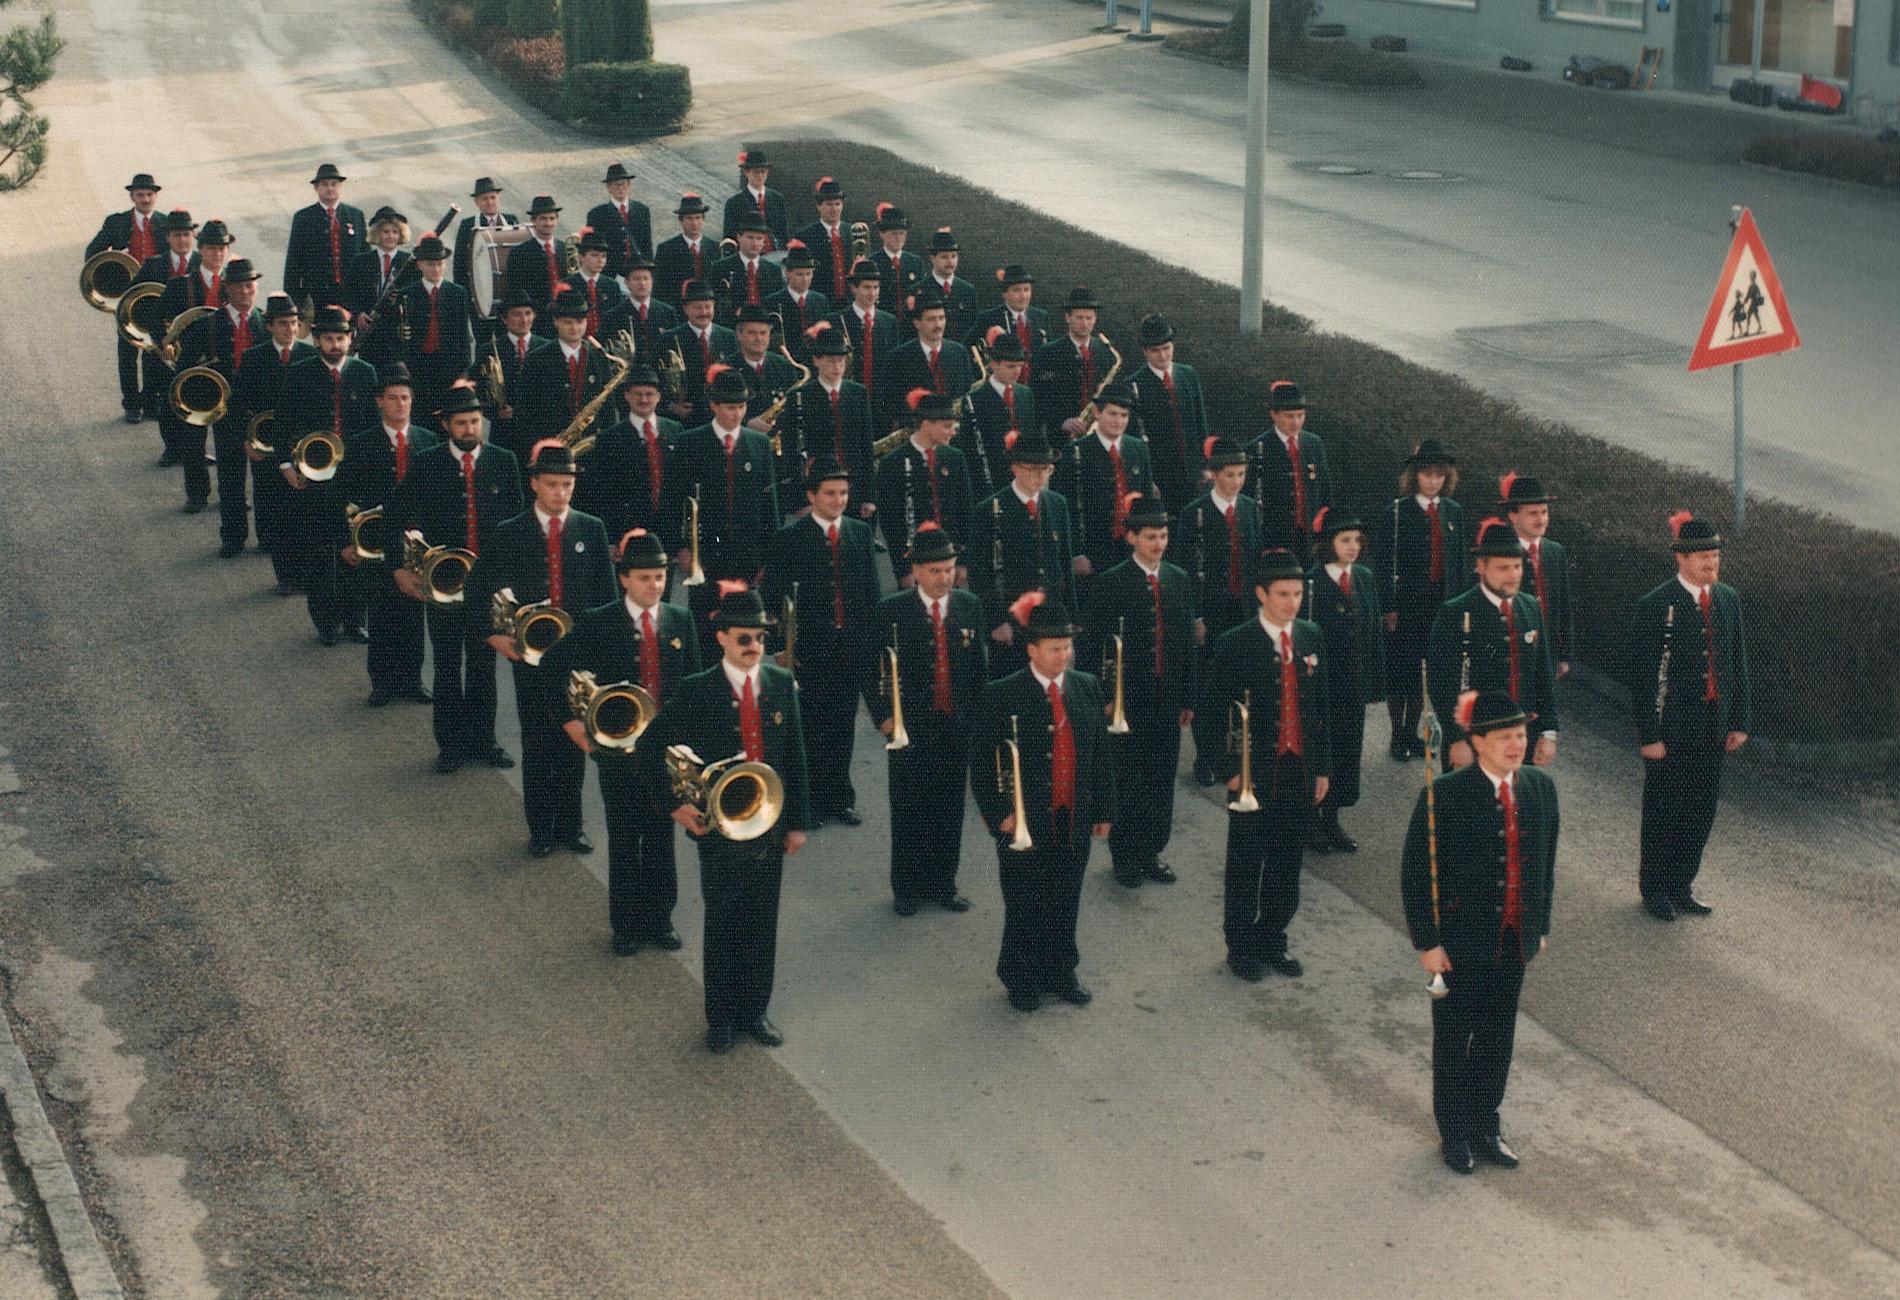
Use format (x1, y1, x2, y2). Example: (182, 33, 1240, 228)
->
(1552, 0, 1645, 27)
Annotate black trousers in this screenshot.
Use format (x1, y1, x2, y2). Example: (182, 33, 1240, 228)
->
(253, 460, 294, 578)
(162, 405, 212, 505)
(996, 813, 1090, 996)
(795, 644, 860, 817)
(596, 756, 678, 940)
(1431, 949, 1525, 1146)
(1385, 585, 1444, 745)
(1640, 711, 1725, 901)
(1321, 688, 1367, 810)
(117, 335, 150, 414)
(699, 834, 785, 1029)
(293, 489, 358, 635)
(1109, 688, 1182, 871)
(211, 423, 251, 546)
(511, 662, 586, 844)
(364, 566, 427, 694)
(888, 710, 970, 903)
(1193, 592, 1251, 769)
(1222, 753, 1311, 961)
(427, 602, 497, 758)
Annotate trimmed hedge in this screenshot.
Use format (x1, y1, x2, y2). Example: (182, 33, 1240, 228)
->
(564, 0, 652, 66)
(561, 60, 691, 134)
(1169, 2, 1425, 89)
(753, 140, 1900, 745)
(472, 0, 508, 24)
(1742, 132, 1900, 192)
(507, 0, 558, 37)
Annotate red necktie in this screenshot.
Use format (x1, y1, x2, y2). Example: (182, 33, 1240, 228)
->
(204, 273, 221, 309)
(568, 352, 585, 414)
(828, 524, 845, 628)
(328, 208, 340, 282)
(1498, 778, 1523, 956)
(794, 296, 807, 334)
(424, 286, 441, 353)
(755, 193, 772, 251)
(546, 513, 565, 608)
(1530, 540, 1548, 618)
(1503, 599, 1521, 702)
(462, 453, 480, 553)
(738, 675, 764, 760)
(1048, 680, 1075, 810)
(1149, 572, 1164, 676)
(1426, 502, 1445, 583)
(829, 388, 844, 462)
(644, 420, 662, 510)
(860, 314, 875, 390)
(640, 608, 662, 699)
(130, 215, 154, 262)
(724, 435, 737, 517)
(517, 334, 528, 362)
(1024, 494, 1038, 522)
(1224, 505, 1241, 598)
(586, 280, 599, 337)
(1278, 630, 1302, 756)
(1078, 345, 1094, 415)
(925, 448, 942, 522)
(746, 261, 759, 305)
(830, 228, 845, 294)
(1339, 567, 1353, 598)
(544, 243, 559, 300)
(1108, 443, 1128, 539)
(931, 600, 953, 713)
(330, 365, 343, 435)
(280, 346, 292, 367)
(1015, 312, 1031, 351)
(393, 428, 409, 483)
(1700, 587, 1719, 702)
(927, 346, 942, 393)
(232, 314, 251, 367)
(382, 252, 392, 288)
(1162, 369, 1184, 457)
(1002, 384, 1016, 430)
(1287, 436, 1305, 536)
(171, 253, 187, 278)
(691, 242, 703, 280)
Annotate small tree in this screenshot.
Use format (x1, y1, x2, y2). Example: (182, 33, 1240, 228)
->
(564, 0, 652, 67)
(0, 0, 63, 191)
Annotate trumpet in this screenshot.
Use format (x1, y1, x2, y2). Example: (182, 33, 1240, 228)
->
(780, 580, 799, 670)
(81, 249, 142, 313)
(555, 331, 636, 457)
(680, 485, 706, 586)
(881, 636, 910, 752)
(115, 281, 166, 352)
(1106, 619, 1131, 735)
(489, 585, 574, 666)
(665, 744, 785, 841)
(346, 503, 386, 562)
(169, 364, 232, 427)
(567, 670, 657, 753)
(158, 305, 216, 368)
(402, 530, 476, 604)
(292, 430, 345, 482)
(246, 410, 275, 457)
(996, 714, 1034, 852)
(1228, 690, 1260, 813)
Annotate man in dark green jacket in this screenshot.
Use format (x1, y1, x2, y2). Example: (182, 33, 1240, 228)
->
(1501, 472, 1576, 676)
(1401, 691, 1558, 1175)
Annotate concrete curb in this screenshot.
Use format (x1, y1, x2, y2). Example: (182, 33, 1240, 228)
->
(1738, 158, 1900, 201)
(0, 1009, 124, 1300)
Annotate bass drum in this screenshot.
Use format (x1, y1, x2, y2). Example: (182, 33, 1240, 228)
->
(468, 225, 534, 319)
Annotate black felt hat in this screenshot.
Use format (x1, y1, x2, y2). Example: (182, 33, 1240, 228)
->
(1471, 517, 1526, 558)
(602, 161, 635, 184)
(1457, 689, 1529, 735)
(674, 192, 710, 217)
(709, 582, 776, 628)
(1406, 438, 1456, 467)
(1137, 313, 1174, 348)
(909, 521, 960, 564)
(1668, 511, 1723, 552)
(1256, 547, 1305, 585)
(615, 528, 668, 571)
(1062, 286, 1101, 312)
(1004, 428, 1057, 465)
(1267, 380, 1304, 412)
(1499, 472, 1552, 509)
(1012, 591, 1079, 641)
(310, 162, 347, 184)
(126, 172, 161, 192)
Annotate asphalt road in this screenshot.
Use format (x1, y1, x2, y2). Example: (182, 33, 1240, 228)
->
(1, 0, 1896, 1295)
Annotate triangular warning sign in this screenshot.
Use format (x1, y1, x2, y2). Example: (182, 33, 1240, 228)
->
(1688, 209, 1800, 372)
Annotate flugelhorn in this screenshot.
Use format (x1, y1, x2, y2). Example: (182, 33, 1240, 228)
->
(401, 529, 475, 604)
(665, 745, 784, 842)
(1106, 617, 1131, 735)
(881, 636, 910, 752)
(81, 249, 141, 313)
(115, 281, 166, 352)
(489, 585, 573, 666)
(996, 714, 1033, 852)
(346, 503, 385, 562)
(680, 486, 706, 586)
(292, 430, 345, 482)
(567, 670, 656, 753)
(1227, 689, 1260, 813)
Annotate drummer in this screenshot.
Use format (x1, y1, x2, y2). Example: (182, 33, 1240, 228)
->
(454, 177, 522, 354)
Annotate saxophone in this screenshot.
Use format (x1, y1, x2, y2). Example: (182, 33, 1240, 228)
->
(556, 331, 636, 457)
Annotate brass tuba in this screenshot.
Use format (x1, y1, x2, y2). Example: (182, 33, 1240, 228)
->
(665, 745, 785, 841)
(292, 430, 345, 482)
(489, 585, 573, 666)
(567, 670, 657, 752)
(158, 305, 216, 368)
(169, 365, 232, 427)
(402, 530, 475, 604)
(346, 503, 386, 562)
(995, 714, 1034, 852)
(81, 249, 142, 313)
(115, 281, 167, 352)
(1106, 619, 1131, 735)
(1227, 690, 1260, 813)
(881, 639, 909, 752)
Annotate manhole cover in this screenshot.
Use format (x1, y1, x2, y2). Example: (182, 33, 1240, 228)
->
(1389, 169, 1464, 181)
(1458, 320, 1689, 366)
(1292, 160, 1372, 176)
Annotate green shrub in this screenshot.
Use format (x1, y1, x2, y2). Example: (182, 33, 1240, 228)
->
(472, 0, 508, 24)
(561, 60, 691, 134)
(1173, 11, 1424, 89)
(563, 0, 652, 66)
(1742, 132, 1900, 192)
(506, 0, 558, 37)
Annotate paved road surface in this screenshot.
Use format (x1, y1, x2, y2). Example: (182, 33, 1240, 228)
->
(0, 0, 1895, 1294)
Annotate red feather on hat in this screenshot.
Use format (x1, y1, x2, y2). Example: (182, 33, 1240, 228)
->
(717, 579, 749, 597)
(805, 321, 831, 339)
(680, 191, 701, 201)
(737, 150, 749, 166)
(705, 362, 732, 385)
(1311, 506, 1329, 534)
(906, 387, 931, 412)
(577, 224, 594, 237)
(905, 294, 916, 313)
(1005, 430, 1021, 452)
(1270, 379, 1294, 392)
(1499, 470, 1519, 500)
(420, 230, 437, 242)
(1009, 591, 1046, 627)
(1202, 436, 1220, 459)
(529, 438, 564, 465)
(787, 238, 807, 251)
(615, 528, 648, 557)
(1668, 510, 1693, 539)
(916, 520, 942, 534)
(815, 176, 834, 192)
(875, 201, 895, 220)
(937, 225, 952, 234)
(995, 267, 1007, 283)
(985, 325, 1006, 347)
(1478, 515, 1507, 539)
(1455, 690, 1477, 730)
(1122, 491, 1144, 515)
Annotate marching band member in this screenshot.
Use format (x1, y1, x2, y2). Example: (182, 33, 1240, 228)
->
(953, 327, 1035, 500)
(726, 302, 798, 428)
(791, 321, 875, 510)
(869, 203, 924, 323)
(674, 365, 780, 640)
(400, 233, 474, 421)
(635, 582, 811, 1054)
(601, 250, 677, 362)
(876, 284, 974, 438)
(660, 280, 733, 428)
(518, 289, 620, 446)
(1196, 547, 1331, 983)
(236, 293, 317, 594)
(133, 210, 200, 453)
(584, 366, 682, 548)
(386, 387, 523, 773)
(789, 176, 851, 302)
(452, 176, 518, 355)
(501, 195, 566, 336)
(764, 241, 830, 366)
(559, 227, 629, 341)
(1402, 690, 1558, 1175)
(1246, 380, 1331, 565)
(86, 171, 165, 424)
(1169, 437, 1257, 784)
(652, 192, 712, 308)
(1304, 507, 1385, 855)
(920, 227, 977, 343)
(1125, 314, 1211, 512)
(966, 264, 1049, 370)
(157, 216, 234, 512)
(761, 457, 882, 827)
(709, 214, 783, 323)
(1427, 519, 1559, 771)
(345, 207, 411, 372)
(1031, 287, 1111, 442)
(487, 286, 548, 469)
(1052, 382, 1155, 601)
(723, 148, 788, 251)
(1079, 494, 1196, 888)
(467, 441, 614, 858)
(542, 528, 701, 953)
(1626, 513, 1750, 922)
(835, 259, 897, 416)
(586, 160, 652, 274)
(1370, 439, 1467, 761)
(875, 389, 975, 587)
(1501, 473, 1575, 678)
(970, 428, 1073, 680)
(968, 593, 1115, 1013)
(182, 255, 263, 555)
(866, 523, 987, 915)
(283, 162, 363, 310)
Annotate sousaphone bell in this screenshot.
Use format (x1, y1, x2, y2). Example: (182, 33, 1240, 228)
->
(489, 585, 573, 665)
(664, 745, 784, 842)
(401, 529, 475, 604)
(566, 670, 657, 752)
(80, 249, 141, 313)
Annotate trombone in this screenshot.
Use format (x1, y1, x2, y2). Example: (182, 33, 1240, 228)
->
(1227, 689, 1260, 813)
(81, 249, 141, 313)
(291, 430, 345, 482)
(1106, 618, 1131, 735)
(345, 503, 385, 562)
(881, 632, 910, 752)
(665, 745, 784, 841)
(567, 670, 657, 753)
(680, 485, 706, 586)
(995, 714, 1033, 852)
(401, 529, 476, 603)
(489, 585, 573, 666)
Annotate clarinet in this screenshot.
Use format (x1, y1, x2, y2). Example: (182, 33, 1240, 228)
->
(990, 495, 1004, 590)
(1072, 436, 1087, 554)
(1392, 497, 1402, 590)
(1194, 502, 1208, 604)
(1459, 610, 1471, 692)
(903, 454, 916, 568)
(1654, 603, 1675, 725)
(960, 388, 989, 492)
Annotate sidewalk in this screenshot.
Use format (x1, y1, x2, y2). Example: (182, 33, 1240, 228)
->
(0, 1123, 61, 1300)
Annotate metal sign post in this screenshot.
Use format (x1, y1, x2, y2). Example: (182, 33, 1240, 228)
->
(1239, 0, 1270, 335)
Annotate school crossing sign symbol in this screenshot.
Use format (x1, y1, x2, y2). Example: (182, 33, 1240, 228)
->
(1688, 208, 1800, 372)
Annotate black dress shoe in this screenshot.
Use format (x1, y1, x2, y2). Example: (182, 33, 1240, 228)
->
(706, 1024, 736, 1054)
(565, 834, 595, 855)
(125, 409, 143, 425)
(1389, 738, 1412, 762)
(1324, 821, 1359, 853)
(747, 1017, 785, 1047)
(156, 451, 179, 467)
(316, 628, 340, 647)
(182, 500, 207, 514)
(1642, 896, 1677, 922)
(1112, 864, 1143, 888)
(484, 747, 515, 769)
(275, 580, 294, 597)
(366, 690, 393, 707)
(433, 752, 462, 774)
(343, 625, 370, 644)
(611, 934, 641, 956)
(1472, 1134, 1520, 1168)
(831, 807, 863, 827)
(1672, 893, 1713, 916)
(893, 896, 920, 917)
(645, 928, 684, 951)
(529, 840, 555, 859)
(218, 541, 243, 558)
(1227, 957, 1266, 983)
(1007, 988, 1040, 1012)
(1144, 861, 1177, 884)
(1054, 981, 1093, 1006)
(1263, 953, 1304, 978)
(406, 687, 433, 704)
(1306, 825, 1332, 854)
(936, 894, 973, 913)
(1442, 1141, 1475, 1175)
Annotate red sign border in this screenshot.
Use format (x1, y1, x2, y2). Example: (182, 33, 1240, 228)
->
(1688, 209, 1801, 372)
